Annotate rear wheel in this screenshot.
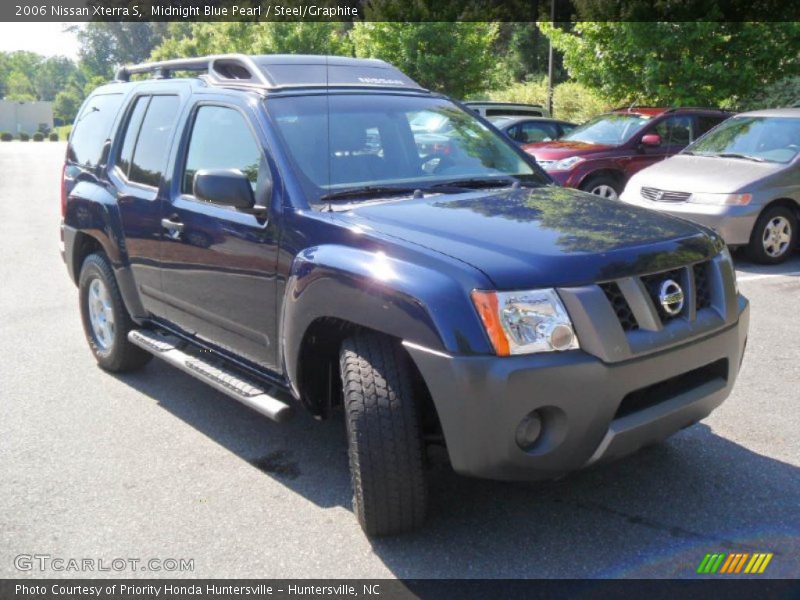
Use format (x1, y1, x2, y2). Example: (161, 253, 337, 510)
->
(747, 205, 797, 264)
(79, 253, 151, 372)
(581, 175, 621, 200)
(339, 332, 427, 536)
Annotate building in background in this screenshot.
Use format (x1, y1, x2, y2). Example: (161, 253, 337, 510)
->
(0, 100, 54, 135)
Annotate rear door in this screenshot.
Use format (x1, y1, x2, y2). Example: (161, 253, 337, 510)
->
(109, 92, 182, 317)
(159, 98, 281, 369)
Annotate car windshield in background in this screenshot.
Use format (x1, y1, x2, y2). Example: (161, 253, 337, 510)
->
(268, 94, 544, 204)
(685, 116, 800, 163)
(563, 113, 651, 145)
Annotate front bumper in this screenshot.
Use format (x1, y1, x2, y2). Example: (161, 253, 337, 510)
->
(619, 196, 760, 246)
(405, 298, 748, 481)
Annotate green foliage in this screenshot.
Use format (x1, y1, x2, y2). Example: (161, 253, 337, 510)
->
(49, 132, 59, 141)
(0, 132, 12, 142)
(150, 23, 352, 60)
(351, 22, 499, 99)
(33, 132, 44, 142)
(482, 77, 610, 122)
(541, 22, 800, 107)
(741, 76, 800, 110)
(5, 70, 36, 101)
(73, 23, 170, 78)
(19, 133, 30, 142)
(33, 56, 78, 101)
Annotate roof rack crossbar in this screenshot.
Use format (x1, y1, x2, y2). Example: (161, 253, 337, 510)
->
(114, 54, 271, 87)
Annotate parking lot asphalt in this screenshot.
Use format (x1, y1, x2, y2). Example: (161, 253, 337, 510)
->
(1, 143, 798, 579)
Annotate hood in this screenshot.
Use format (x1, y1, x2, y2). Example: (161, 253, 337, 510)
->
(336, 186, 719, 290)
(523, 140, 617, 160)
(628, 154, 786, 194)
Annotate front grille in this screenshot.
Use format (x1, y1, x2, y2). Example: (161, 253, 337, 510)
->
(641, 268, 685, 323)
(641, 186, 691, 203)
(614, 359, 728, 419)
(601, 260, 715, 331)
(599, 282, 639, 331)
(694, 262, 712, 310)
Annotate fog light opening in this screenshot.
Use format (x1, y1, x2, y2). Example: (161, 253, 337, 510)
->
(515, 411, 543, 451)
(548, 324, 575, 351)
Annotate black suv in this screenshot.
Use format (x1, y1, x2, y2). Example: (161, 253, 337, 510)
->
(61, 55, 749, 536)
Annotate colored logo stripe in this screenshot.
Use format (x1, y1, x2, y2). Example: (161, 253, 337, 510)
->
(698, 553, 773, 574)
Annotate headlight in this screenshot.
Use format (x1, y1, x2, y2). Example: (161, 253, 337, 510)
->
(471, 288, 580, 356)
(719, 246, 739, 295)
(689, 192, 752, 205)
(543, 156, 584, 172)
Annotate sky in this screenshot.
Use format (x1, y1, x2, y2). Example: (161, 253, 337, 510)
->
(0, 23, 81, 60)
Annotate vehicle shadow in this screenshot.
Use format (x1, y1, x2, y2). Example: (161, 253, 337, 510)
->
(115, 361, 799, 578)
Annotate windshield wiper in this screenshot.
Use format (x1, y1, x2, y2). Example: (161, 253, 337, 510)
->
(319, 186, 422, 203)
(715, 152, 766, 162)
(428, 176, 519, 191)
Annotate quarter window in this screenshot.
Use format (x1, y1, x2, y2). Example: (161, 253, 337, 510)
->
(117, 96, 149, 178)
(182, 105, 264, 196)
(128, 95, 180, 187)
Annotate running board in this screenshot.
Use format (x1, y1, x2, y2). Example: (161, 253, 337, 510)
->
(128, 329, 293, 423)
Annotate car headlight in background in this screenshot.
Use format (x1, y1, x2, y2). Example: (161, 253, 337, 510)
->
(471, 289, 580, 356)
(689, 192, 752, 205)
(542, 156, 584, 172)
(719, 246, 739, 295)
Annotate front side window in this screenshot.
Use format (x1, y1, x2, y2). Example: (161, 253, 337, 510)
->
(563, 113, 651, 145)
(68, 93, 124, 167)
(269, 94, 543, 204)
(182, 105, 264, 196)
(685, 116, 800, 163)
(654, 115, 693, 147)
(128, 95, 180, 187)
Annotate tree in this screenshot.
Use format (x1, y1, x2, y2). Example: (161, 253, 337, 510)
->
(350, 23, 499, 98)
(73, 23, 170, 78)
(540, 22, 800, 107)
(150, 22, 351, 60)
(33, 56, 78, 101)
(5, 71, 36, 101)
(53, 88, 83, 123)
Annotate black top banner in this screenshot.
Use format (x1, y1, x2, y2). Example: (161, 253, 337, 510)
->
(4, 0, 800, 22)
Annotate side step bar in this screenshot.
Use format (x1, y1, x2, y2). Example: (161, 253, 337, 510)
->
(128, 329, 293, 423)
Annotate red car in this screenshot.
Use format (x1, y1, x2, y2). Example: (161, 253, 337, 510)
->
(523, 107, 732, 200)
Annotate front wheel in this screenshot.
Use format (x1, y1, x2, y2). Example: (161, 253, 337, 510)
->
(339, 332, 427, 536)
(581, 175, 621, 200)
(79, 253, 152, 372)
(747, 205, 797, 264)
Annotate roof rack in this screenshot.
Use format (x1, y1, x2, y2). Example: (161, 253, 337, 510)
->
(115, 54, 271, 87)
(114, 54, 427, 94)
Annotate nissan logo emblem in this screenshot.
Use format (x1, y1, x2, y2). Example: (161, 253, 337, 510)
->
(659, 279, 685, 316)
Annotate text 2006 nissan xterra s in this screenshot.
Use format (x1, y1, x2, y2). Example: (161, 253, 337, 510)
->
(61, 55, 749, 536)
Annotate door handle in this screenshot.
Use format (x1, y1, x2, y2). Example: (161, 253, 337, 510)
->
(161, 217, 185, 232)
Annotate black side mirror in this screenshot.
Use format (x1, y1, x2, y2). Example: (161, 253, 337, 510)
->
(193, 169, 255, 210)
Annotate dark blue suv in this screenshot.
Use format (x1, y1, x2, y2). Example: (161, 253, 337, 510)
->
(61, 55, 749, 536)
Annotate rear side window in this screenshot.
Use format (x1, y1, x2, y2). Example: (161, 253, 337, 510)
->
(696, 115, 725, 137)
(181, 105, 264, 195)
(117, 96, 150, 178)
(68, 93, 124, 167)
(128, 95, 180, 187)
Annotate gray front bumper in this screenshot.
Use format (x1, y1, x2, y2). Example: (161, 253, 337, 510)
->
(405, 298, 748, 481)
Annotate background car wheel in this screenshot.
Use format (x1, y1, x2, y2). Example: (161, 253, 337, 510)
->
(339, 332, 427, 536)
(747, 205, 797, 264)
(79, 253, 152, 372)
(581, 175, 621, 200)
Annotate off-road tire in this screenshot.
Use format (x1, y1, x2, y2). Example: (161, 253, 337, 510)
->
(79, 253, 152, 372)
(747, 205, 797, 264)
(339, 332, 427, 536)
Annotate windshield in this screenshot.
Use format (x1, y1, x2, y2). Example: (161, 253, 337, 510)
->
(563, 113, 651, 145)
(268, 94, 544, 204)
(685, 116, 800, 163)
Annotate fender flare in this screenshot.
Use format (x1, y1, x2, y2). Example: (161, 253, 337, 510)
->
(279, 244, 492, 396)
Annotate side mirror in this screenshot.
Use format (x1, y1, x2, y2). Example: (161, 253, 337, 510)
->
(641, 133, 662, 147)
(193, 169, 255, 210)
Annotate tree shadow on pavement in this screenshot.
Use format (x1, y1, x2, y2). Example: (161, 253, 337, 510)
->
(116, 361, 799, 578)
